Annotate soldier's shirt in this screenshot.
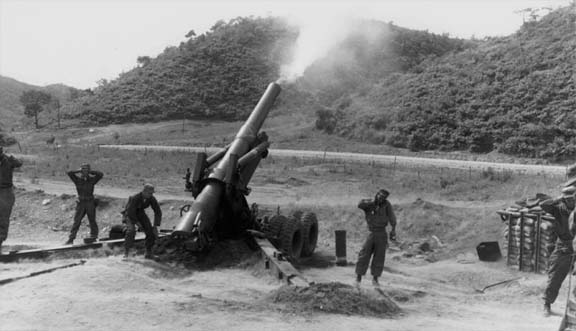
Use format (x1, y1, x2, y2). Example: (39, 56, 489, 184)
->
(541, 197, 574, 242)
(0, 154, 23, 189)
(68, 171, 103, 199)
(125, 192, 162, 226)
(358, 199, 396, 232)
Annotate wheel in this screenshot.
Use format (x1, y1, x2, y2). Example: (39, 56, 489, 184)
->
(265, 215, 287, 246)
(278, 216, 303, 259)
(292, 210, 304, 221)
(300, 212, 319, 257)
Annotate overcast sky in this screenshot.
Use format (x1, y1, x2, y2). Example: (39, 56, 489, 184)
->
(0, 0, 571, 89)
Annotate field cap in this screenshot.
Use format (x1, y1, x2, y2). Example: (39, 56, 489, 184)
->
(81, 163, 90, 169)
(378, 189, 390, 196)
(143, 183, 155, 193)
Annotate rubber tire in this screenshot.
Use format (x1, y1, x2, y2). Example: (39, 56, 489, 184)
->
(266, 215, 287, 246)
(292, 210, 304, 221)
(300, 212, 319, 257)
(279, 216, 303, 259)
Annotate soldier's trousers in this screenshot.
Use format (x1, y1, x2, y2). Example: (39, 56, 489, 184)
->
(0, 187, 15, 242)
(355, 231, 388, 278)
(69, 200, 98, 240)
(125, 213, 155, 252)
(543, 243, 574, 305)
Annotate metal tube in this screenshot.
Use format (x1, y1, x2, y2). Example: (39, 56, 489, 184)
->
(173, 83, 281, 238)
(208, 83, 280, 181)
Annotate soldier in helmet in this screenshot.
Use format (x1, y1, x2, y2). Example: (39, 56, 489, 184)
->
(0, 146, 23, 253)
(540, 182, 576, 317)
(123, 183, 162, 259)
(65, 163, 103, 245)
(355, 189, 397, 287)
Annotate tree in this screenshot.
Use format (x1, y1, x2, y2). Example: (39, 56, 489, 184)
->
(19, 90, 52, 129)
(137, 56, 151, 67)
(185, 29, 196, 38)
(50, 98, 62, 129)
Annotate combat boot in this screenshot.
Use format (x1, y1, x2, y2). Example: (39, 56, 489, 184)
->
(372, 276, 380, 287)
(64, 239, 74, 245)
(355, 274, 362, 288)
(144, 248, 157, 260)
(543, 303, 551, 317)
(123, 248, 130, 259)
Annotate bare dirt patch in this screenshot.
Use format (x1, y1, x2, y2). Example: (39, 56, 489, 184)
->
(268, 282, 401, 317)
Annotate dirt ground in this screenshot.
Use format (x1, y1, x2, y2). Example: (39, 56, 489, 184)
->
(0, 175, 569, 331)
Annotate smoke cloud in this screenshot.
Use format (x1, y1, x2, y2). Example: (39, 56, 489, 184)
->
(277, 11, 392, 85)
(277, 14, 359, 84)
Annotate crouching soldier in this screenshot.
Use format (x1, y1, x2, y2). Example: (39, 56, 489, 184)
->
(355, 189, 397, 287)
(123, 183, 162, 259)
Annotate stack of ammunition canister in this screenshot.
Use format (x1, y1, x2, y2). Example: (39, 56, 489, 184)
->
(498, 203, 557, 273)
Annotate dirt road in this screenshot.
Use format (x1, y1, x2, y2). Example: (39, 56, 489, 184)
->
(99, 144, 567, 176)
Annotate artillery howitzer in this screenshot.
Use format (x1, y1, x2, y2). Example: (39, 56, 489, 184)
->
(173, 82, 319, 260)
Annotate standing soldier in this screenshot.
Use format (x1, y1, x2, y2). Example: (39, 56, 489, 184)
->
(355, 189, 397, 287)
(65, 163, 103, 245)
(123, 183, 162, 259)
(540, 184, 576, 317)
(0, 147, 23, 253)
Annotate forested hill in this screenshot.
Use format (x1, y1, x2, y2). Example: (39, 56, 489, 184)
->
(0, 75, 75, 130)
(62, 16, 470, 124)
(62, 5, 575, 160)
(0, 75, 37, 129)
(324, 5, 576, 160)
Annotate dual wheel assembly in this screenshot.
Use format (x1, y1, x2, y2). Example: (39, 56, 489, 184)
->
(262, 211, 319, 260)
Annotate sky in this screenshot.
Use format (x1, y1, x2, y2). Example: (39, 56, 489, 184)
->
(0, 0, 572, 89)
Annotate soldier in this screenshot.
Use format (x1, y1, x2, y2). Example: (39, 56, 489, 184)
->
(0, 147, 23, 253)
(65, 163, 103, 245)
(123, 183, 162, 259)
(355, 189, 397, 287)
(540, 184, 576, 317)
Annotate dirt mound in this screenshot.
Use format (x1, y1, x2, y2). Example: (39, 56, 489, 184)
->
(154, 238, 261, 270)
(267, 282, 401, 317)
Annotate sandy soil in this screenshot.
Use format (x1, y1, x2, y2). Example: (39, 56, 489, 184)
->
(0, 178, 570, 331)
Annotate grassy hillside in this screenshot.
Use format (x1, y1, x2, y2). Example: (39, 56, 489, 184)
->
(0, 76, 79, 133)
(0, 75, 36, 129)
(324, 5, 576, 160)
(61, 17, 296, 124)
(61, 16, 469, 125)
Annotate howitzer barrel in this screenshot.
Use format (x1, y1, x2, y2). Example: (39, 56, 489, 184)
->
(173, 83, 281, 239)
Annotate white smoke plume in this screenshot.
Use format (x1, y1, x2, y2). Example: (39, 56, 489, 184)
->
(277, 13, 359, 84)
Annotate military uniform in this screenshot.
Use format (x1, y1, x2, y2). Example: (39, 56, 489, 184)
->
(355, 197, 397, 281)
(123, 191, 162, 257)
(67, 169, 103, 242)
(540, 195, 575, 313)
(0, 152, 23, 248)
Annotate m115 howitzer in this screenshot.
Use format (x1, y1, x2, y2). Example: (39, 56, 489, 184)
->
(173, 82, 318, 259)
